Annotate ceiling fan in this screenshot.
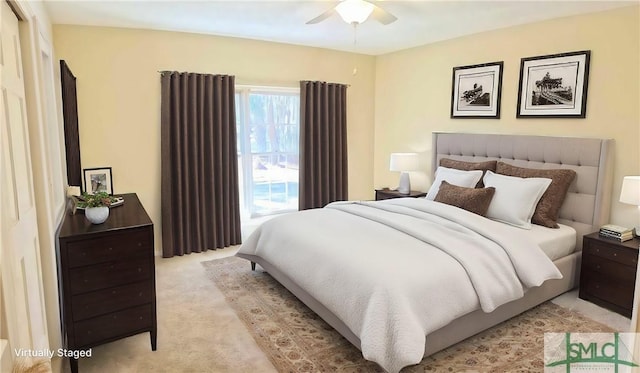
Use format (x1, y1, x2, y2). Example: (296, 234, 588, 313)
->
(306, 0, 398, 25)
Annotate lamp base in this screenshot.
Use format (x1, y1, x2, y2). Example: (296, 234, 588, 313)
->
(397, 172, 411, 194)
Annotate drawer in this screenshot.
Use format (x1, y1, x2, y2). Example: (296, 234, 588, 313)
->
(582, 273, 634, 311)
(66, 228, 151, 268)
(69, 258, 151, 295)
(582, 255, 636, 283)
(584, 240, 638, 267)
(72, 281, 153, 321)
(376, 193, 393, 200)
(73, 304, 152, 348)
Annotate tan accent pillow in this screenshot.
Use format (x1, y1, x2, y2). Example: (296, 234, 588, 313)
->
(434, 181, 496, 216)
(495, 162, 576, 228)
(439, 158, 497, 187)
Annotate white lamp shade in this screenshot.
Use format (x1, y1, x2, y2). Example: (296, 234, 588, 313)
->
(620, 176, 640, 206)
(336, 0, 375, 24)
(389, 153, 419, 172)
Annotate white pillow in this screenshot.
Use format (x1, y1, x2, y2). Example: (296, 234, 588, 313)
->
(483, 171, 552, 229)
(425, 166, 483, 200)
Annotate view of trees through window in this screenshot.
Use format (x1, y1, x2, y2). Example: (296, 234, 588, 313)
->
(236, 87, 300, 217)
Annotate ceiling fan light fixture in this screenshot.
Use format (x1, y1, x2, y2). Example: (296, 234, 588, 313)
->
(335, 0, 375, 24)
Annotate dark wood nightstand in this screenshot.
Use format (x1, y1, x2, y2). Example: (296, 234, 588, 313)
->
(579, 232, 639, 318)
(375, 188, 427, 201)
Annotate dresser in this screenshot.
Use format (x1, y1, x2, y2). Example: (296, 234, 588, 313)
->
(375, 188, 427, 200)
(579, 232, 639, 318)
(57, 193, 156, 373)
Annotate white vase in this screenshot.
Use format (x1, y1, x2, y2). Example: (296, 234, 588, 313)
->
(85, 206, 109, 224)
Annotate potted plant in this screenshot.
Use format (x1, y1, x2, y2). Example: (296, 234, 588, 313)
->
(78, 191, 113, 224)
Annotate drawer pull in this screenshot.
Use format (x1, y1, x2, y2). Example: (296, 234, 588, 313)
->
(139, 316, 143, 320)
(596, 265, 601, 270)
(138, 292, 143, 297)
(138, 242, 142, 247)
(138, 268, 142, 272)
(596, 249, 600, 253)
(112, 290, 117, 295)
(108, 247, 113, 251)
(83, 279, 88, 283)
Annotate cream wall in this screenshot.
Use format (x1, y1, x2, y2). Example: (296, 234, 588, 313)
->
(52, 25, 376, 254)
(374, 6, 640, 228)
(52, 5, 640, 250)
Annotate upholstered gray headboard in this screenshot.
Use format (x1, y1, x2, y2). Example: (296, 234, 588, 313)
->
(432, 132, 614, 250)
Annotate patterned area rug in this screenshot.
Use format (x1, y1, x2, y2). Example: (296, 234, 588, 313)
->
(202, 257, 613, 372)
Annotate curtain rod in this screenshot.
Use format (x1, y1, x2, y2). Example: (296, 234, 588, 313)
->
(158, 70, 233, 76)
(158, 71, 351, 87)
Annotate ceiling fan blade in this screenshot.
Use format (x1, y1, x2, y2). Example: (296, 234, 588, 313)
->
(371, 5, 397, 25)
(306, 8, 337, 24)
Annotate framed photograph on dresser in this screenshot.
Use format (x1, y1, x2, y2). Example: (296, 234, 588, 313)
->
(450, 61, 503, 119)
(516, 50, 590, 118)
(83, 167, 113, 195)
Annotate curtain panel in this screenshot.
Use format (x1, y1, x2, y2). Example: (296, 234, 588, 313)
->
(299, 81, 348, 210)
(160, 72, 241, 257)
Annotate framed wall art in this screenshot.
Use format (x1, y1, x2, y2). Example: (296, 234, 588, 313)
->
(451, 61, 503, 119)
(83, 167, 113, 195)
(516, 50, 590, 118)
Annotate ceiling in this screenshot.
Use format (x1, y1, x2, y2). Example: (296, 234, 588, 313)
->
(44, 1, 635, 55)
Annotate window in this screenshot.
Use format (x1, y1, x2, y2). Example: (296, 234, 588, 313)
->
(236, 87, 300, 218)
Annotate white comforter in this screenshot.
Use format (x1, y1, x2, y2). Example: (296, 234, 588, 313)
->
(237, 198, 562, 373)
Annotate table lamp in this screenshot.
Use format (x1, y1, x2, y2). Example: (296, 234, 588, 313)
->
(390, 153, 419, 194)
(620, 176, 640, 236)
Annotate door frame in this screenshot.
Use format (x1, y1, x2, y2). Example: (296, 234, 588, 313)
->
(1, 1, 66, 371)
(11, 0, 67, 349)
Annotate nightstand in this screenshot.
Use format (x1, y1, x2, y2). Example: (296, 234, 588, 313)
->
(579, 232, 639, 318)
(375, 188, 427, 201)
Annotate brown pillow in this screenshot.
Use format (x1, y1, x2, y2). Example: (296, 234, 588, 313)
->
(495, 162, 576, 228)
(434, 181, 496, 216)
(439, 158, 497, 187)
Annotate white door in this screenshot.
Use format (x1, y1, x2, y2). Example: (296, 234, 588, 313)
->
(1, 0, 49, 366)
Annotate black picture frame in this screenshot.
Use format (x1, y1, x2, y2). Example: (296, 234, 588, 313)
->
(516, 50, 590, 118)
(83, 167, 114, 195)
(450, 61, 503, 119)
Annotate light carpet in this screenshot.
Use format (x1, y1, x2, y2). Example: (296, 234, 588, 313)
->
(203, 256, 614, 372)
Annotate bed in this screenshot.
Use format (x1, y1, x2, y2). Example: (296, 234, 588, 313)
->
(236, 132, 614, 372)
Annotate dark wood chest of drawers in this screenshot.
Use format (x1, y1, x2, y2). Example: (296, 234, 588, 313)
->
(579, 232, 639, 318)
(57, 193, 156, 372)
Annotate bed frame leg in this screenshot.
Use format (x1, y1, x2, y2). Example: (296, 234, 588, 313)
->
(251, 261, 256, 271)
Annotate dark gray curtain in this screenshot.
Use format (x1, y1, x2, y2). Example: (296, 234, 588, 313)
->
(299, 81, 348, 210)
(161, 72, 241, 257)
